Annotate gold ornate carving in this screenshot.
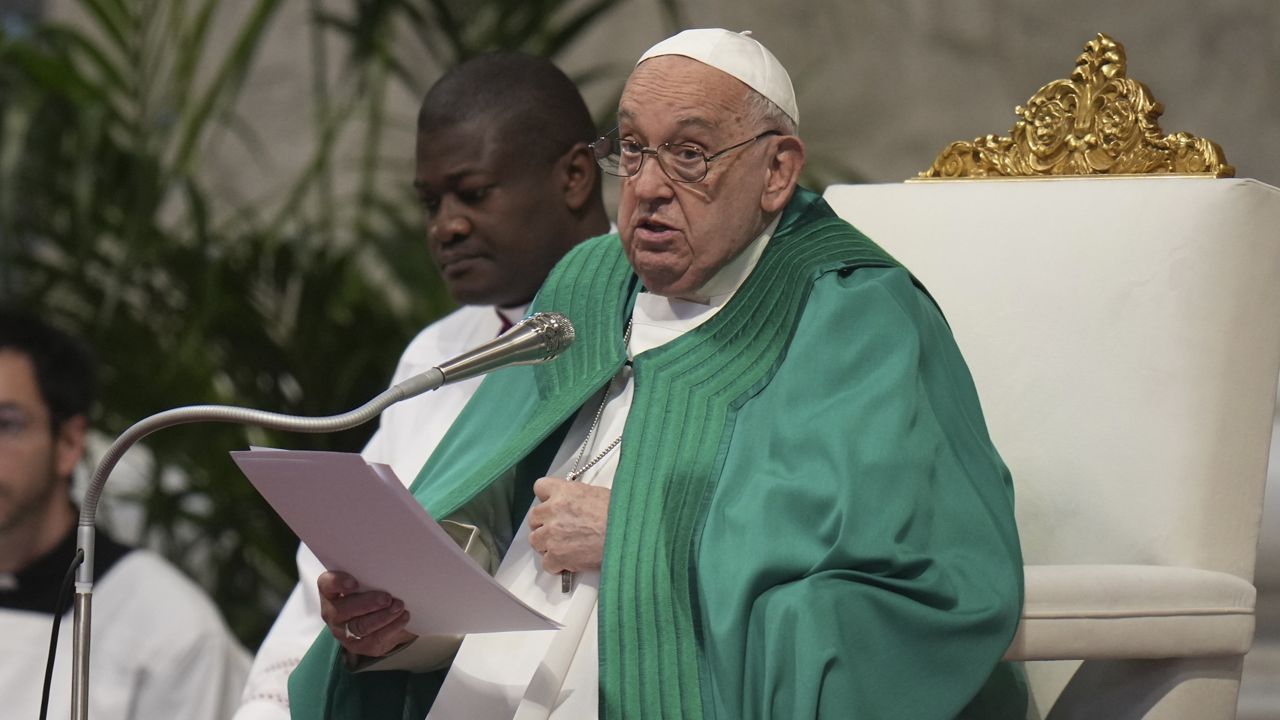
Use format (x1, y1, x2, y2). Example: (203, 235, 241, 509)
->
(919, 34, 1234, 178)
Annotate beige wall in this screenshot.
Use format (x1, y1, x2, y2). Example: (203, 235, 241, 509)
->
(567, 0, 1280, 185)
(77, 0, 1277, 209)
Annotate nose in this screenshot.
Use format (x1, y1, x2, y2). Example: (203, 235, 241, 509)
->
(428, 195, 472, 246)
(626, 150, 675, 206)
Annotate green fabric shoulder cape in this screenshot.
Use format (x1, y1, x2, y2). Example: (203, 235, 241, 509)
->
(289, 188, 1026, 719)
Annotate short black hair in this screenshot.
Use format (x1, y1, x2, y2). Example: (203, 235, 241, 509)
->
(417, 52, 598, 168)
(0, 307, 96, 430)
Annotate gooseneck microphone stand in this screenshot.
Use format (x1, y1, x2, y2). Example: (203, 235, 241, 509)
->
(68, 312, 573, 720)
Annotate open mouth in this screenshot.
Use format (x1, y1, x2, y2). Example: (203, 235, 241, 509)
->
(635, 218, 678, 241)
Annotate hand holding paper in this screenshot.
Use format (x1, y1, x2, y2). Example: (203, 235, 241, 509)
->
(231, 448, 558, 639)
(316, 570, 415, 658)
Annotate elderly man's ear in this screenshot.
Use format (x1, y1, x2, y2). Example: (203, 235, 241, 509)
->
(760, 135, 806, 214)
(559, 142, 599, 213)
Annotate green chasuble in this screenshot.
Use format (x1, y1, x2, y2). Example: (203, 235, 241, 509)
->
(289, 188, 1026, 719)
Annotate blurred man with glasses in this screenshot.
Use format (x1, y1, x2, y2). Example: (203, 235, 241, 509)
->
(292, 30, 1024, 720)
(1, 308, 249, 720)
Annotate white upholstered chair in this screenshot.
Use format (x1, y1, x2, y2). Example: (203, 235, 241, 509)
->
(823, 176, 1280, 719)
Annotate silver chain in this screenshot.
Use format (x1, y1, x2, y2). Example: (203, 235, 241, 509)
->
(565, 319, 632, 483)
(561, 319, 631, 594)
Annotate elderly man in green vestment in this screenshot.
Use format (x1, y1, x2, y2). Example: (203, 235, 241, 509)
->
(290, 29, 1026, 720)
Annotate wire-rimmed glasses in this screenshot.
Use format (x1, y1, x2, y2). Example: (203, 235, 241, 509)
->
(590, 129, 780, 183)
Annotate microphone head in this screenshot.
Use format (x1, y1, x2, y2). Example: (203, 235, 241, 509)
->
(433, 311, 576, 386)
(514, 312, 575, 360)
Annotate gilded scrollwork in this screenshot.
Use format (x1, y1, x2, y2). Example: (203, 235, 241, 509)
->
(919, 34, 1234, 178)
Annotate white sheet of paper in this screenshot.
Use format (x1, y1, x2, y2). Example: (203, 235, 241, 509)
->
(231, 448, 557, 636)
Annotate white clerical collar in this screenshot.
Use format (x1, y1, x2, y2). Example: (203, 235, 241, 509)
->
(629, 214, 780, 357)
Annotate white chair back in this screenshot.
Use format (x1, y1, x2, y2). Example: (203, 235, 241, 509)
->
(824, 178, 1280, 719)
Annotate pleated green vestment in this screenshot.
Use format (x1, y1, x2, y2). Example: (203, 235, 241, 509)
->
(289, 188, 1026, 719)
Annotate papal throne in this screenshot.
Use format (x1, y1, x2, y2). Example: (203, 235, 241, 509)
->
(823, 34, 1280, 719)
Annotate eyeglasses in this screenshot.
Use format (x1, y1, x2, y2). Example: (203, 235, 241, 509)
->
(0, 408, 43, 442)
(590, 129, 780, 183)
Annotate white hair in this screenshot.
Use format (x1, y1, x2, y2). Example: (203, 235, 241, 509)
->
(742, 88, 798, 136)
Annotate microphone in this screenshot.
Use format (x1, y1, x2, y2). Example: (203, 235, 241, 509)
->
(436, 310, 575, 385)
(389, 311, 575, 397)
(67, 312, 574, 720)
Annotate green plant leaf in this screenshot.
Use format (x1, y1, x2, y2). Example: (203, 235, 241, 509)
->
(171, 0, 282, 176)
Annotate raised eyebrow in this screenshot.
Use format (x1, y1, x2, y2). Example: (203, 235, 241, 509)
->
(673, 116, 716, 132)
(667, 120, 718, 152)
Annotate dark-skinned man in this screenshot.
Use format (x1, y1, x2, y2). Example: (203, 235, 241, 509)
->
(233, 52, 610, 720)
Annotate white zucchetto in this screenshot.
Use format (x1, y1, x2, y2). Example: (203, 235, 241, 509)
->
(636, 28, 799, 127)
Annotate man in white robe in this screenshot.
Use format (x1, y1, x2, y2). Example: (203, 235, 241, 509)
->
(1, 308, 250, 720)
(234, 51, 610, 719)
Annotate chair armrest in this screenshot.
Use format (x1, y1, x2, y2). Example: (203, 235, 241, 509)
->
(1004, 565, 1256, 661)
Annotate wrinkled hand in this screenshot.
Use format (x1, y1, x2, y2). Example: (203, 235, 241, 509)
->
(318, 571, 416, 658)
(528, 477, 610, 574)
